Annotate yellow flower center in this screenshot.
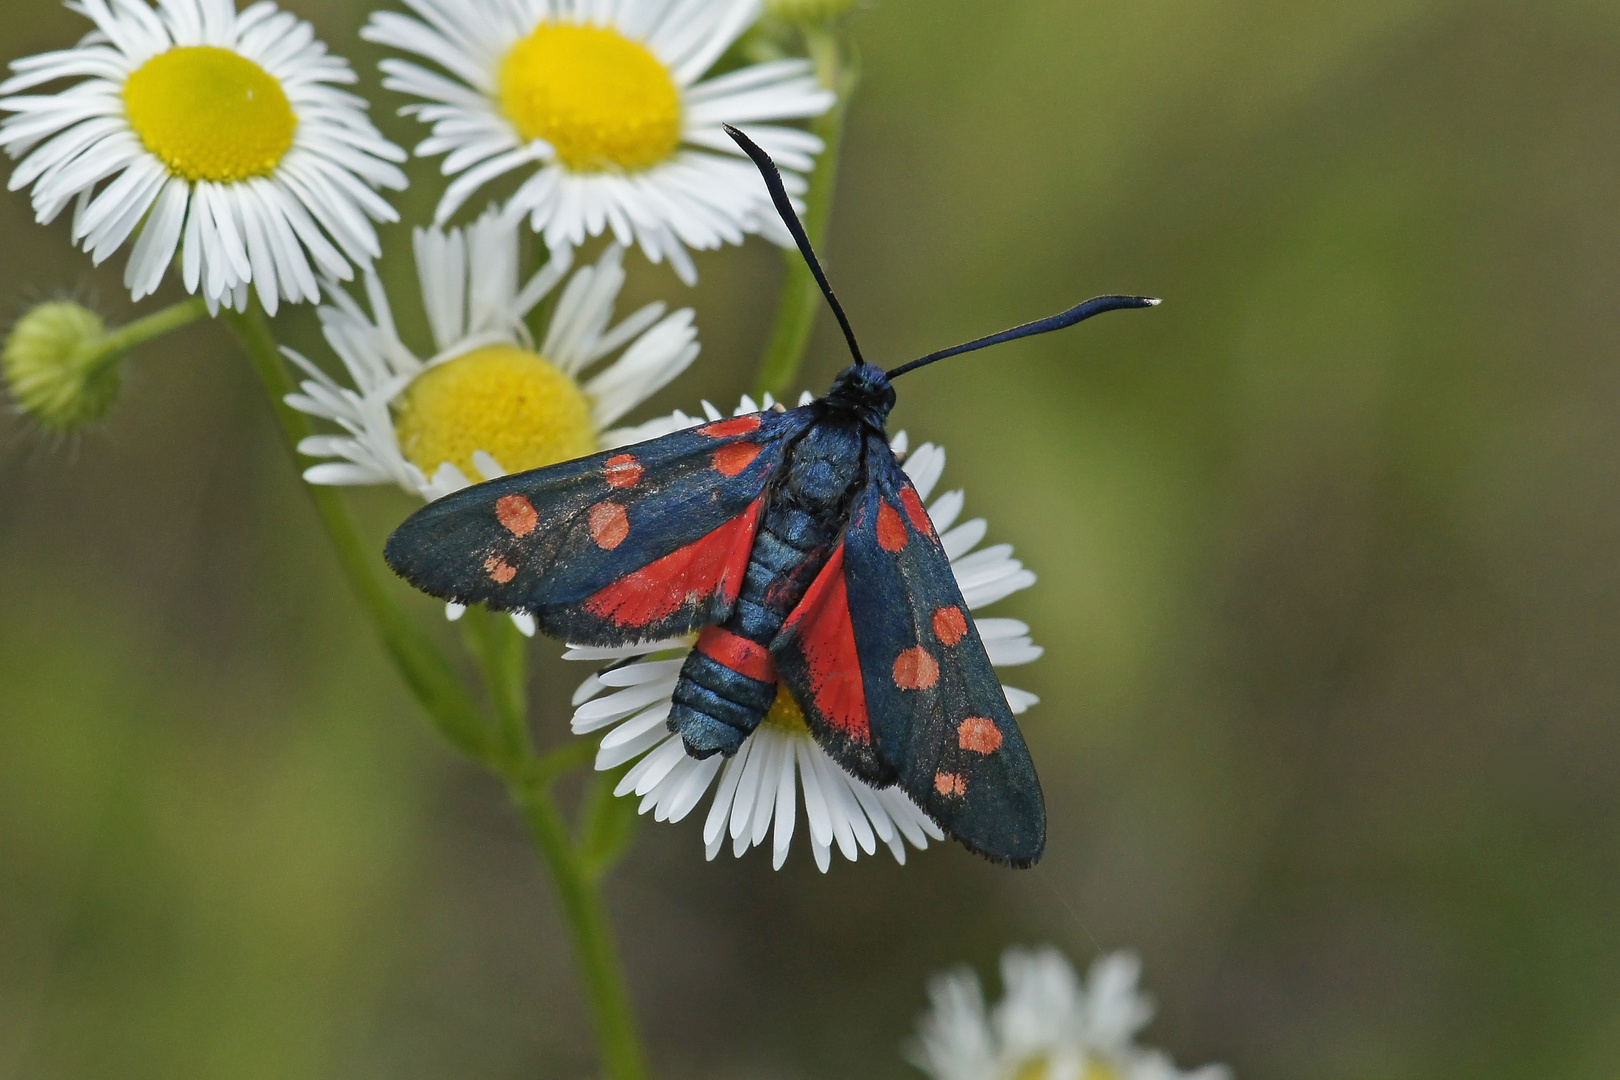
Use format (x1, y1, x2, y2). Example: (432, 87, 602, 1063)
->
(1011, 1058, 1121, 1080)
(123, 46, 297, 183)
(393, 344, 597, 480)
(761, 684, 811, 736)
(497, 23, 681, 172)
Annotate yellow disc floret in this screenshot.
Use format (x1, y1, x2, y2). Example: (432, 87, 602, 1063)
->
(1012, 1058, 1121, 1080)
(123, 46, 296, 183)
(761, 684, 811, 736)
(394, 344, 597, 480)
(498, 24, 681, 172)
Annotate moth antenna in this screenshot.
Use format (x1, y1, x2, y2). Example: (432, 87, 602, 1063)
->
(885, 295, 1161, 380)
(724, 124, 865, 367)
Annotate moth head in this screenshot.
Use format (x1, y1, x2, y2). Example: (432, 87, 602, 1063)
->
(827, 361, 895, 425)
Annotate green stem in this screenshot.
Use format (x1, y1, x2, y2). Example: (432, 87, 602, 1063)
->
(224, 301, 651, 1080)
(460, 607, 532, 764)
(221, 304, 494, 760)
(89, 296, 210, 373)
(509, 776, 649, 1080)
(753, 25, 859, 400)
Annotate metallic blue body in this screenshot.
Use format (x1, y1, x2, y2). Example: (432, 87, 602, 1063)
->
(672, 407, 872, 756)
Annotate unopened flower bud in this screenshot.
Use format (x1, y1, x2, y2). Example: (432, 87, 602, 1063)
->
(767, 0, 859, 24)
(2, 301, 118, 432)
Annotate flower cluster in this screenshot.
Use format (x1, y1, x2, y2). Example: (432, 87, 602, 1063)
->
(1, 0, 834, 318)
(2, 5, 1223, 1080)
(1, 0, 407, 314)
(285, 206, 699, 502)
(910, 948, 1231, 1080)
(365, 0, 834, 283)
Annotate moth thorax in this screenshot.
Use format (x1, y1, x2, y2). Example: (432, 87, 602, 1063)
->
(787, 457, 847, 510)
(393, 344, 596, 480)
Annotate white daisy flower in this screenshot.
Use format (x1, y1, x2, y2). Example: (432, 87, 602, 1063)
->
(363, 0, 835, 284)
(909, 947, 1232, 1080)
(0, 0, 408, 314)
(283, 206, 701, 633)
(567, 408, 1044, 871)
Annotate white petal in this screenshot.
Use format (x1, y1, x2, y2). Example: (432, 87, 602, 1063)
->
(927, 489, 965, 535)
(796, 739, 834, 850)
(942, 518, 989, 562)
(598, 658, 685, 688)
(574, 680, 675, 728)
(618, 733, 688, 797)
(770, 739, 798, 869)
(703, 739, 751, 847)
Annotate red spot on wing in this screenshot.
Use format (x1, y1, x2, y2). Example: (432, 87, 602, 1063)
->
(934, 771, 968, 797)
(700, 415, 762, 438)
(484, 554, 517, 584)
(697, 626, 777, 683)
(933, 606, 968, 646)
(957, 717, 1002, 754)
(588, 502, 629, 550)
(605, 454, 643, 488)
(584, 498, 763, 627)
(496, 495, 539, 537)
(901, 486, 935, 538)
(876, 501, 908, 552)
(711, 442, 761, 477)
(781, 545, 870, 744)
(893, 646, 940, 691)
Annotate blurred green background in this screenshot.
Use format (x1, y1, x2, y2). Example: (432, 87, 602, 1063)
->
(4, 1, 1620, 1077)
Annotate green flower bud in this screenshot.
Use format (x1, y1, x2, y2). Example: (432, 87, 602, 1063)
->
(2, 301, 119, 432)
(767, 0, 859, 24)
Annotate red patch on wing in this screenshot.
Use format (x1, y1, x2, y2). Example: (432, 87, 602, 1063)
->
(893, 646, 940, 691)
(697, 626, 777, 683)
(957, 717, 1002, 755)
(588, 502, 629, 550)
(876, 501, 908, 552)
(934, 771, 968, 797)
(584, 498, 763, 627)
(780, 545, 870, 743)
(604, 454, 643, 488)
(900, 486, 935, 538)
(700, 415, 762, 438)
(932, 605, 968, 646)
(496, 495, 538, 537)
(484, 554, 517, 584)
(711, 442, 761, 477)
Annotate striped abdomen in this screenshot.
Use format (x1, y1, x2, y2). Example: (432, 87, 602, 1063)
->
(668, 500, 833, 757)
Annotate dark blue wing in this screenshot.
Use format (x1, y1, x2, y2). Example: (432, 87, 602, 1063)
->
(835, 434, 1046, 866)
(384, 409, 813, 645)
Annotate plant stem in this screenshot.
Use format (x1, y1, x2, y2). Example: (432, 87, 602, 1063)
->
(221, 304, 493, 760)
(752, 24, 859, 400)
(224, 301, 651, 1080)
(460, 607, 532, 763)
(89, 296, 211, 373)
(509, 775, 649, 1080)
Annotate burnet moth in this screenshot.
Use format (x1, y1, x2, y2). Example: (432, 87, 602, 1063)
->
(385, 126, 1158, 866)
